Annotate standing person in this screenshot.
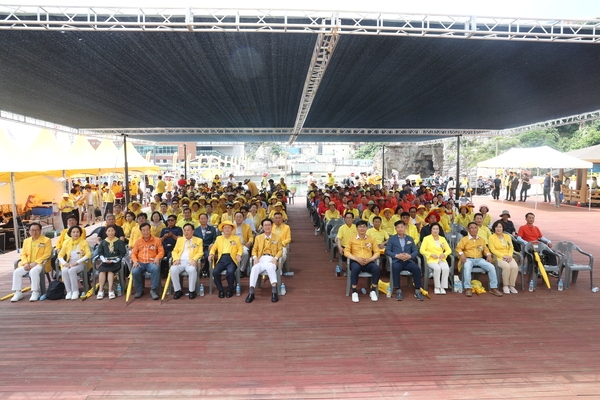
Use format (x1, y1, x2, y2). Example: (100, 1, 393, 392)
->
(504, 172, 513, 201)
(543, 172, 552, 202)
(58, 192, 75, 229)
(553, 175, 563, 208)
(509, 172, 519, 202)
(10, 223, 52, 302)
(492, 174, 502, 200)
(96, 225, 127, 299)
(102, 185, 115, 220)
(519, 174, 530, 202)
(155, 175, 167, 200)
(307, 172, 316, 187)
(57, 226, 91, 300)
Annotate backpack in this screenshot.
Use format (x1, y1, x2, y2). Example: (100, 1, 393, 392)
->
(46, 280, 66, 300)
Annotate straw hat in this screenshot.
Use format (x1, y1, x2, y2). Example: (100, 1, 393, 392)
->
(218, 220, 236, 231)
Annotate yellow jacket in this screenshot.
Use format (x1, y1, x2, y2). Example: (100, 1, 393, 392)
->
(235, 223, 254, 246)
(55, 226, 87, 250)
(419, 235, 452, 264)
(58, 238, 92, 269)
(129, 224, 142, 245)
(210, 235, 243, 266)
(171, 236, 204, 262)
(19, 235, 53, 273)
(380, 215, 400, 236)
(122, 220, 137, 238)
(252, 233, 283, 259)
(455, 213, 473, 228)
(405, 223, 420, 246)
(272, 223, 291, 246)
(488, 233, 514, 259)
(209, 213, 221, 226)
(269, 209, 288, 221)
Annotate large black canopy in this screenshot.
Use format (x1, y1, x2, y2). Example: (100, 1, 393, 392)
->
(1, 8, 599, 143)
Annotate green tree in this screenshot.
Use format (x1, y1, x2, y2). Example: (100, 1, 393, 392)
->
(354, 143, 382, 159)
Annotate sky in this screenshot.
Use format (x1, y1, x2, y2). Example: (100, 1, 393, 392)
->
(1, 0, 599, 143)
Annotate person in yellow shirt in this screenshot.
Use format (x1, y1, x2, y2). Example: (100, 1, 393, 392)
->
(488, 221, 519, 294)
(361, 200, 376, 222)
(176, 208, 199, 229)
(58, 192, 75, 229)
(149, 211, 166, 238)
(102, 186, 115, 219)
(113, 203, 125, 227)
(209, 221, 242, 298)
(206, 203, 221, 226)
(419, 223, 451, 294)
(190, 201, 205, 221)
(128, 213, 147, 248)
(169, 223, 204, 299)
(479, 204, 492, 228)
(268, 202, 288, 222)
(55, 214, 87, 252)
(122, 211, 138, 242)
(327, 172, 335, 187)
(234, 211, 254, 273)
(11, 222, 52, 302)
(345, 220, 381, 302)
(342, 199, 360, 219)
(245, 218, 284, 303)
(454, 205, 473, 228)
(473, 213, 491, 244)
(455, 222, 502, 297)
(156, 175, 167, 199)
(57, 225, 91, 300)
(221, 202, 235, 223)
(272, 212, 292, 266)
(380, 208, 400, 236)
(399, 212, 420, 246)
(324, 202, 341, 222)
(366, 216, 389, 254)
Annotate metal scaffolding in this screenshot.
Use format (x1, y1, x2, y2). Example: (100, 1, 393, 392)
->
(0, 6, 599, 43)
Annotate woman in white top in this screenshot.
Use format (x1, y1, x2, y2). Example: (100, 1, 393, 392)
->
(58, 225, 91, 300)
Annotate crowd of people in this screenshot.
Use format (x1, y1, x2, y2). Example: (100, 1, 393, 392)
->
(308, 176, 557, 302)
(10, 174, 293, 304)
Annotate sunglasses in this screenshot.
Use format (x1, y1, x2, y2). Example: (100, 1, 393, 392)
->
(167, 219, 175, 222)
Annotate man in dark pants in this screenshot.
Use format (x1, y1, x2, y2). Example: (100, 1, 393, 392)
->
(193, 213, 217, 278)
(385, 220, 424, 301)
(543, 173, 552, 202)
(209, 221, 242, 298)
(492, 175, 502, 200)
(345, 219, 380, 303)
(509, 173, 519, 202)
(159, 215, 183, 277)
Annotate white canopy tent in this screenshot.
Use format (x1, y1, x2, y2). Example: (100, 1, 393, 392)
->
(478, 146, 594, 208)
(477, 146, 593, 169)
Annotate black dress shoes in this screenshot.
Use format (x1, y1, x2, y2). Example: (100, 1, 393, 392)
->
(188, 291, 197, 299)
(245, 293, 255, 303)
(271, 292, 279, 303)
(218, 290, 225, 298)
(173, 290, 183, 300)
(226, 290, 234, 298)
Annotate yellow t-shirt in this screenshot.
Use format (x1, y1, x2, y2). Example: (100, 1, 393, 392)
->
(336, 224, 358, 248)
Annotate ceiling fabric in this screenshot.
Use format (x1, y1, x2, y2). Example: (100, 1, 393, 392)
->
(1, 30, 600, 142)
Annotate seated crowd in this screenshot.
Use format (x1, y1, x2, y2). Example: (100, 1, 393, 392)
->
(309, 177, 558, 302)
(10, 175, 292, 304)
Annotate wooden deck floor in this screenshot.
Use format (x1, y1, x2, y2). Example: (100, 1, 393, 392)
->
(1, 195, 599, 399)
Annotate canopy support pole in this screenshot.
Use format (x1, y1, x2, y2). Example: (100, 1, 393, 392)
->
(10, 172, 20, 251)
(382, 145, 385, 188)
(184, 144, 187, 180)
(123, 134, 130, 206)
(455, 135, 461, 201)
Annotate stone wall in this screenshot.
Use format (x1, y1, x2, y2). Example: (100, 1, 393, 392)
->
(374, 143, 444, 178)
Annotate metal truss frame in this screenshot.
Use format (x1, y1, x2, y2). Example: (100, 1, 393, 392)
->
(1, 6, 599, 44)
(289, 29, 340, 145)
(3, 109, 600, 143)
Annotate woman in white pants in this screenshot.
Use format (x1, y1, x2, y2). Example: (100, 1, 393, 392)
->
(58, 226, 91, 300)
(420, 223, 452, 295)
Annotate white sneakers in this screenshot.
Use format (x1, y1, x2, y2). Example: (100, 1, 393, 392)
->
(11, 291, 24, 302)
(503, 286, 510, 294)
(29, 291, 40, 302)
(440, 288, 446, 295)
(108, 291, 116, 299)
(97, 291, 104, 300)
(509, 286, 518, 294)
(352, 290, 379, 302)
(434, 287, 441, 295)
(369, 290, 378, 302)
(71, 291, 80, 300)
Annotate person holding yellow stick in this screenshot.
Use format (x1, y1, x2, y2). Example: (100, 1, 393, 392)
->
(11, 223, 52, 302)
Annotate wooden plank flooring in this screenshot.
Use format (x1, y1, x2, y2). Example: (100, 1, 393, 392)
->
(0, 195, 599, 398)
